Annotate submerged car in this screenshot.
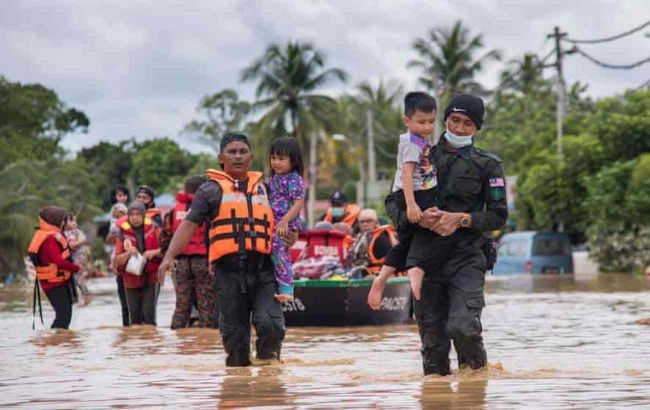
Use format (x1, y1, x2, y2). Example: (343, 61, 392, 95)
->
(492, 231, 573, 274)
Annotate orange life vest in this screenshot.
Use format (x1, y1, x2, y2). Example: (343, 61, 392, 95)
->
(323, 203, 361, 228)
(27, 217, 73, 283)
(367, 225, 398, 274)
(206, 169, 274, 263)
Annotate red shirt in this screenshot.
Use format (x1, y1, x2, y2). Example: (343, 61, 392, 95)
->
(38, 236, 80, 292)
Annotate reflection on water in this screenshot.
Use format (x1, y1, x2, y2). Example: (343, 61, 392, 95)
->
(1, 273, 650, 408)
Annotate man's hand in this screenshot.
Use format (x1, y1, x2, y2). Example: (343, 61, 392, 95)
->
(418, 207, 441, 230)
(274, 293, 294, 303)
(430, 210, 463, 236)
(157, 257, 173, 285)
(280, 229, 298, 247)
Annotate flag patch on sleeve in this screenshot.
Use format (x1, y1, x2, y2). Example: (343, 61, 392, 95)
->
(489, 177, 505, 188)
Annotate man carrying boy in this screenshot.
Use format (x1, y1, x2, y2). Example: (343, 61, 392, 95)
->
(380, 94, 508, 376)
(367, 91, 438, 303)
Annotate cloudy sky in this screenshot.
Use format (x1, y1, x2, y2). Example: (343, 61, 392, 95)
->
(2, 0, 648, 154)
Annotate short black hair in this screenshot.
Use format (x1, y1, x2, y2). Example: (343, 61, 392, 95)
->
(404, 92, 437, 117)
(269, 137, 304, 176)
(185, 175, 208, 194)
(110, 184, 130, 204)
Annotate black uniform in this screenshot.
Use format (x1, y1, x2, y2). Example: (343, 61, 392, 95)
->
(186, 180, 286, 367)
(386, 137, 507, 376)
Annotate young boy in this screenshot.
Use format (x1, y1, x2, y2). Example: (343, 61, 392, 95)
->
(368, 91, 437, 306)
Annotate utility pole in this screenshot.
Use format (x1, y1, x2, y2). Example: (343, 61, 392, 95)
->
(307, 131, 317, 228)
(547, 26, 568, 159)
(366, 110, 377, 183)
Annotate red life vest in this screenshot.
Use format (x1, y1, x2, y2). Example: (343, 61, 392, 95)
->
(172, 192, 208, 256)
(206, 169, 274, 263)
(117, 217, 161, 288)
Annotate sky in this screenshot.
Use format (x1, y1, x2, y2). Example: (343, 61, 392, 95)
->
(1, 0, 648, 154)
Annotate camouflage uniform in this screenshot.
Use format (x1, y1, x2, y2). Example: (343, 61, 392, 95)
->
(171, 256, 217, 329)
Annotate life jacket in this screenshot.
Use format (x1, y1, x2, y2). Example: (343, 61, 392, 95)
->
(367, 225, 398, 274)
(206, 169, 274, 263)
(323, 203, 361, 228)
(117, 217, 161, 287)
(27, 217, 72, 283)
(146, 208, 163, 226)
(172, 192, 208, 256)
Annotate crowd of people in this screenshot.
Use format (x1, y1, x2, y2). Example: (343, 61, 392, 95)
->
(27, 91, 507, 376)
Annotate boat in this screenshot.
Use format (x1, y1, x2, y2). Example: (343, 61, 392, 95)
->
(282, 277, 413, 326)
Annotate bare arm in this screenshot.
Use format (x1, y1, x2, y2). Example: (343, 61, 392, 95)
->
(402, 162, 417, 208)
(157, 220, 198, 282)
(161, 220, 198, 261)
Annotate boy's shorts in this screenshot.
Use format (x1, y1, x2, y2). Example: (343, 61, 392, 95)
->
(383, 188, 438, 271)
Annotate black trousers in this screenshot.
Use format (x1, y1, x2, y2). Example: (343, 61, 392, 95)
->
(414, 239, 487, 376)
(125, 283, 160, 325)
(116, 275, 130, 327)
(45, 284, 73, 329)
(214, 257, 286, 367)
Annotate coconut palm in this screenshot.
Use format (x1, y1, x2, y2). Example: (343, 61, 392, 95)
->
(408, 20, 501, 137)
(500, 53, 545, 95)
(241, 41, 348, 153)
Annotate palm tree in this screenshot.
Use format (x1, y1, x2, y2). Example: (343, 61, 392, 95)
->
(500, 53, 545, 95)
(241, 41, 348, 154)
(408, 20, 501, 137)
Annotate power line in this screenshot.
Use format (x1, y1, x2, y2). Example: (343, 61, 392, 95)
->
(575, 47, 650, 69)
(540, 47, 556, 65)
(565, 20, 650, 44)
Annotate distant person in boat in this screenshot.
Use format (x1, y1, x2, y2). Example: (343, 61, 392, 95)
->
(381, 93, 508, 376)
(348, 209, 397, 279)
(114, 201, 163, 325)
(159, 133, 297, 367)
(320, 190, 361, 232)
(28, 206, 80, 329)
(135, 185, 163, 227)
(160, 175, 217, 329)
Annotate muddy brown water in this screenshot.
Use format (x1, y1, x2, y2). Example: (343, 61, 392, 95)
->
(1, 274, 650, 408)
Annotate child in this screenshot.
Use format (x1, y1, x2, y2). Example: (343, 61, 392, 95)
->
(63, 213, 93, 305)
(368, 91, 438, 306)
(268, 137, 305, 303)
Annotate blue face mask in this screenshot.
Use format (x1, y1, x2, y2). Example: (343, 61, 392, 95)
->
(331, 207, 345, 217)
(444, 130, 473, 148)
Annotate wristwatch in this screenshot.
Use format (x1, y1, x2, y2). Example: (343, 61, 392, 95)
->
(459, 213, 472, 228)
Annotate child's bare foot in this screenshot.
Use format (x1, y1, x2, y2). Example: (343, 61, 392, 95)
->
(274, 293, 294, 303)
(367, 277, 386, 310)
(407, 267, 424, 300)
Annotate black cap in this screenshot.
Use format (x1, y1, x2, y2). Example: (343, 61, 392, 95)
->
(444, 94, 485, 130)
(220, 133, 251, 152)
(330, 191, 347, 205)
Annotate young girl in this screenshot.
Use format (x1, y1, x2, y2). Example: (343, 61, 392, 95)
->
(63, 213, 92, 306)
(268, 137, 305, 303)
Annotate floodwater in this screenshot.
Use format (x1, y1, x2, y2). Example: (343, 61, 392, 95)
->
(1, 274, 650, 409)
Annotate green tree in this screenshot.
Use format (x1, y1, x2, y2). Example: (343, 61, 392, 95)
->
(0, 159, 101, 280)
(130, 138, 196, 193)
(78, 140, 136, 209)
(0, 75, 89, 164)
(241, 41, 348, 161)
(184, 89, 251, 149)
(408, 20, 501, 136)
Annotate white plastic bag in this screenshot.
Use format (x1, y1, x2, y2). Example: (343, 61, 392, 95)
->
(125, 253, 146, 276)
